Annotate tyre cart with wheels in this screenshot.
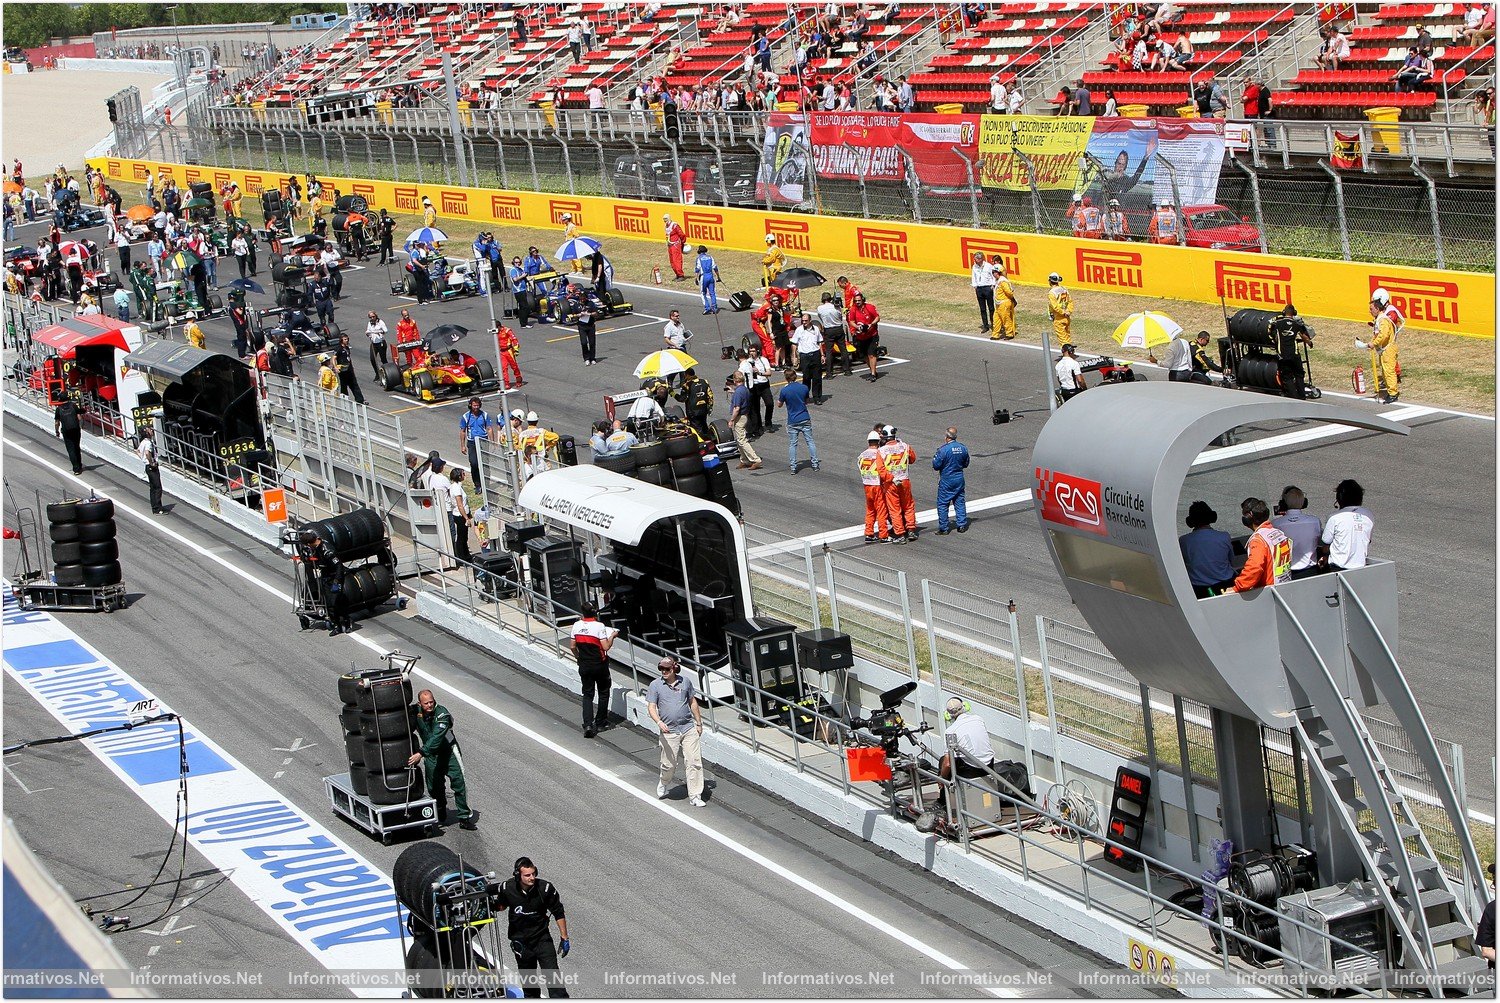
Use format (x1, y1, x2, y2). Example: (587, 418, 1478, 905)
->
(8, 490, 128, 613)
(282, 517, 408, 632)
(327, 652, 439, 844)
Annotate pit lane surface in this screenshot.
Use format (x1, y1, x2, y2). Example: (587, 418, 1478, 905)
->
(30, 221, 1498, 808)
(2, 427, 1168, 999)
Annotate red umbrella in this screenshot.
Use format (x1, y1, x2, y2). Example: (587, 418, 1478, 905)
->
(56, 241, 88, 265)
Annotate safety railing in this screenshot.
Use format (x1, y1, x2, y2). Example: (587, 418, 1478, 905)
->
(943, 763, 1393, 995)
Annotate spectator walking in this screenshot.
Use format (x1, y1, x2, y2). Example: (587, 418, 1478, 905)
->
(647, 656, 707, 807)
(569, 603, 618, 738)
(932, 427, 969, 534)
(778, 369, 819, 474)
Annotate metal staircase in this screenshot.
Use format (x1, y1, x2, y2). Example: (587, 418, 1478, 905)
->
(1273, 587, 1487, 994)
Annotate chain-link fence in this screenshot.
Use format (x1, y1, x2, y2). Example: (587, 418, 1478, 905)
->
(190, 105, 1496, 273)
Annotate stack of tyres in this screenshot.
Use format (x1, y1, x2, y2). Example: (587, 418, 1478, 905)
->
(668, 438, 708, 498)
(593, 449, 637, 477)
(336, 670, 373, 797)
(347, 671, 422, 806)
(304, 509, 397, 615)
(394, 843, 486, 997)
(702, 453, 741, 517)
(628, 440, 668, 485)
(47, 498, 122, 588)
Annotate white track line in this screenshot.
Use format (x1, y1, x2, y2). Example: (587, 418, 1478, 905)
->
(3, 436, 1021, 997)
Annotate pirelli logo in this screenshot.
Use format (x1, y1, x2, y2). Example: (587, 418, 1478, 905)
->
(856, 227, 909, 264)
(549, 199, 582, 225)
(132, 163, 150, 180)
(1370, 275, 1460, 326)
(213, 171, 231, 189)
(106, 160, 122, 178)
(1215, 261, 1293, 307)
(490, 194, 522, 221)
(1076, 247, 1143, 289)
(683, 210, 724, 243)
(351, 182, 377, 206)
(242, 174, 264, 195)
(393, 186, 420, 210)
(959, 236, 1020, 278)
(184, 168, 201, 184)
(158, 166, 175, 181)
(440, 190, 469, 215)
(615, 204, 651, 234)
(766, 218, 810, 252)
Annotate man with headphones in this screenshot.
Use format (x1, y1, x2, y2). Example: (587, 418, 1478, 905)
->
(497, 857, 571, 997)
(937, 697, 996, 812)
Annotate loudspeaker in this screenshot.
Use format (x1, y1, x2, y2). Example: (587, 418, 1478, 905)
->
(526, 537, 584, 618)
(503, 520, 546, 554)
(724, 618, 800, 717)
(473, 550, 517, 599)
(795, 628, 852, 673)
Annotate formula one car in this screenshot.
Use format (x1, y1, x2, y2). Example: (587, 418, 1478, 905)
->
(389, 254, 480, 301)
(52, 189, 110, 232)
(380, 339, 498, 401)
(556, 273, 632, 321)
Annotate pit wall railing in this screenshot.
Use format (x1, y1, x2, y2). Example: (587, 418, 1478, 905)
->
(405, 534, 1398, 996)
(87, 155, 1496, 339)
(738, 521, 1494, 884)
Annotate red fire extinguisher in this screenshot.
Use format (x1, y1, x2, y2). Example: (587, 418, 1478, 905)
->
(1351, 366, 1366, 395)
(652, 266, 663, 285)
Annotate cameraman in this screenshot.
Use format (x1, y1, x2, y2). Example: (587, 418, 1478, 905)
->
(937, 697, 995, 811)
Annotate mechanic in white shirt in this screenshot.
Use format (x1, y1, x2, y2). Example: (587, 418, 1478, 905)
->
(1271, 486, 1323, 579)
(1320, 478, 1373, 571)
(1055, 343, 1085, 401)
(937, 697, 996, 809)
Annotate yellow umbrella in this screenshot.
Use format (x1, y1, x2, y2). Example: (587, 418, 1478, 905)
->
(634, 349, 697, 380)
(1112, 311, 1182, 350)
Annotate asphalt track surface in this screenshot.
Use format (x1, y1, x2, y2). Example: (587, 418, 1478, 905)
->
(2, 426, 1187, 999)
(176, 243, 1492, 809)
(19, 221, 1497, 808)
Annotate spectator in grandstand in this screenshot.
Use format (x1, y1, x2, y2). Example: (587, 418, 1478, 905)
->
(1071, 79, 1093, 115)
(1008, 84, 1025, 114)
(1413, 22, 1434, 56)
(1461, 3, 1495, 48)
(1053, 85, 1073, 115)
(513, 13, 528, 46)
(1475, 87, 1496, 153)
(1242, 76, 1266, 119)
(567, 17, 583, 64)
(754, 26, 772, 72)
(1315, 27, 1351, 71)
(1392, 48, 1434, 93)
(990, 74, 1009, 113)
(1100, 88, 1119, 116)
(1206, 74, 1227, 115)
(897, 75, 915, 112)
(1165, 33, 1192, 70)
(1131, 33, 1150, 70)
(586, 81, 606, 123)
(581, 13, 596, 52)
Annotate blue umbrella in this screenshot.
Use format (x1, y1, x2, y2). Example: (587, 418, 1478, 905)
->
(556, 236, 602, 262)
(405, 226, 449, 246)
(224, 277, 265, 294)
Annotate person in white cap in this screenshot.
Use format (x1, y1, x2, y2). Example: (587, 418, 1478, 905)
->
(664, 213, 687, 280)
(1149, 199, 1179, 244)
(1103, 198, 1130, 240)
(317, 353, 339, 394)
(989, 73, 1008, 113)
(1047, 272, 1073, 347)
(517, 410, 559, 460)
(1357, 288, 1402, 403)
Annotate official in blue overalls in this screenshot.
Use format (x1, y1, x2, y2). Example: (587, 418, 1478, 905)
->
(932, 426, 970, 535)
(694, 245, 720, 314)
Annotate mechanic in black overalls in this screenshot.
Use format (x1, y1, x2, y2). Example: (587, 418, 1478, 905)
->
(496, 857, 571, 998)
(675, 367, 714, 440)
(303, 529, 352, 635)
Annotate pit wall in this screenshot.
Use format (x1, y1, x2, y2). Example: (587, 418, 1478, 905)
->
(90, 156, 1495, 339)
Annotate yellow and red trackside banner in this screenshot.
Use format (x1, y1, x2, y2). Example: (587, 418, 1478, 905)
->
(97, 157, 1493, 338)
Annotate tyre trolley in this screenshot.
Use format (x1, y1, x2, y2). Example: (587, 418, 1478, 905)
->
(327, 652, 438, 844)
(6, 491, 127, 613)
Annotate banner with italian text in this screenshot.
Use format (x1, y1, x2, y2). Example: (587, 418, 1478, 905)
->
(807, 111, 980, 189)
(978, 115, 1097, 191)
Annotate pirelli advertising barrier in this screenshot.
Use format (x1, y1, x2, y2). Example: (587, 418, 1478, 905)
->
(95, 157, 1492, 339)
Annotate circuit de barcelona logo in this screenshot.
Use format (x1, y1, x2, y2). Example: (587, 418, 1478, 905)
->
(1036, 468, 1149, 543)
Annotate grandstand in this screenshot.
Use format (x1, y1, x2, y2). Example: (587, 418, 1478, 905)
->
(230, 1, 1492, 122)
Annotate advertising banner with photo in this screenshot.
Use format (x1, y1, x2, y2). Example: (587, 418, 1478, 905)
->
(757, 111, 811, 205)
(1076, 118, 1226, 212)
(807, 111, 980, 188)
(977, 115, 1096, 190)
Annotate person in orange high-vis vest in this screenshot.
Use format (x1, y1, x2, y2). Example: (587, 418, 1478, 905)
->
(1148, 200, 1179, 244)
(1234, 497, 1292, 592)
(878, 424, 917, 542)
(859, 432, 894, 544)
(1079, 200, 1104, 240)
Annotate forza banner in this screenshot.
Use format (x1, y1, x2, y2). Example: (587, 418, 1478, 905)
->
(978, 115, 1096, 190)
(756, 112, 810, 205)
(807, 111, 980, 188)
